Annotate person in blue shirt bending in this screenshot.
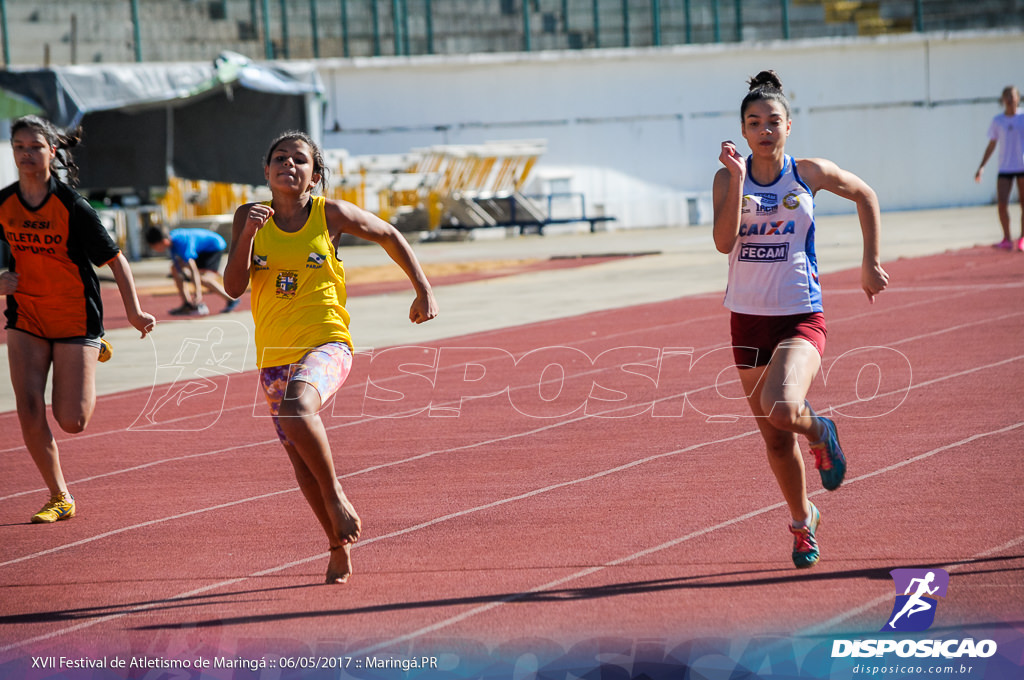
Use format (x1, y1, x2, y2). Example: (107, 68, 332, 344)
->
(146, 226, 239, 315)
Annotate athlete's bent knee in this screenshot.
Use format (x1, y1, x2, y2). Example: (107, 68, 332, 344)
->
(17, 399, 48, 427)
(763, 400, 802, 432)
(53, 410, 89, 434)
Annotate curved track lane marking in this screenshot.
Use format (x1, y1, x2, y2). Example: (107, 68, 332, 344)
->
(2, 357, 1020, 654)
(0, 277, 997, 459)
(2, 296, 1017, 503)
(348, 421, 1024, 655)
(4, 344, 1020, 569)
(2, 308, 1022, 565)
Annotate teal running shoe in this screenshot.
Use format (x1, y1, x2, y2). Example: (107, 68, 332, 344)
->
(789, 503, 820, 568)
(811, 416, 846, 491)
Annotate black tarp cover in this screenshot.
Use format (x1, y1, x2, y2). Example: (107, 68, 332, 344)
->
(0, 53, 323, 190)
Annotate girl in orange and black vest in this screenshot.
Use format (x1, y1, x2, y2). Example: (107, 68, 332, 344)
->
(223, 130, 437, 584)
(0, 115, 156, 524)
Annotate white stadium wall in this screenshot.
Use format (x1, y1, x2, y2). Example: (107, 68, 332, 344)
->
(313, 29, 1024, 228)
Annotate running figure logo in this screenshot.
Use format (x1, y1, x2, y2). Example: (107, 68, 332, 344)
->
(881, 568, 949, 632)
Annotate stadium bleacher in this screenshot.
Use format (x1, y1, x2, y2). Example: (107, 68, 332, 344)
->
(2, 0, 1019, 66)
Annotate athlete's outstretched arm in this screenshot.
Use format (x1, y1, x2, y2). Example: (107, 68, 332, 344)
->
(799, 158, 889, 303)
(975, 139, 997, 182)
(108, 253, 156, 337)
(327, 199, 438, 324)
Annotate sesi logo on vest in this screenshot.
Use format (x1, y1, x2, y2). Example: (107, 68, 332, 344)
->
(739, 220, 796, 237)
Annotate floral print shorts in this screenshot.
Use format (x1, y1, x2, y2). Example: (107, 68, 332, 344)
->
(258, 342, 353, 445)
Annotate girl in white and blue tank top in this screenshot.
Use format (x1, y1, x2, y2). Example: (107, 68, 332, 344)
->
(711, 70, 889, 571)
(724, 154, 822, 316)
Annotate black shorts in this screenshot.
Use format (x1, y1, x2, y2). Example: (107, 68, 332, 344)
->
(997, 172, 1024, 180)
(54, 336, 103, 350)
(5, 327, 103, 349)
(176, 249, 224, 272)
(194, 249, 224, 272)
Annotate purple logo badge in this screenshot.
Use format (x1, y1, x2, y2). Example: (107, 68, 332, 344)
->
(881, 568, 949, 632)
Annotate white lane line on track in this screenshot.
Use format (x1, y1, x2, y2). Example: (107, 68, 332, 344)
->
(1, 260, 1015, 436)
(0, 427, 759, 655)
(0, 308, 730, 455)
(4, 343, 1021, 570)
(3, 289, 1017, 501)
(1, 275, 1020, 635)
(889, 311, 1024, 347)
(2, 362, 1021, 654)
(1, 343, 681, 500)
(3, 286, 1022, 555)
(828, 281, 1024, 295)
(0, 399, 677, 568)
(346, 420, 1024, 656)
(0, 275, 992, 455)
(350, 419, 1024, 659)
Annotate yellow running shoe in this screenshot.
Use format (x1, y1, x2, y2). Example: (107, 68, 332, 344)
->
(31, 492, 76, 523)
(98, 338, 113, 363)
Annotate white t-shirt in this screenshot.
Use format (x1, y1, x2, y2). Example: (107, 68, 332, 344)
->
(724, 155, 823, 316)
(987, 113, 1024, 174)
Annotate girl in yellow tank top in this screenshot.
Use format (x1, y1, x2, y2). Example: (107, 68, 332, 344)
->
(224, 131, 438, 585)
(249, 194, 352, 368)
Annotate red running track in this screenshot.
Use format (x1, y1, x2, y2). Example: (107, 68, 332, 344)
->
(0, 247, 1022, 678)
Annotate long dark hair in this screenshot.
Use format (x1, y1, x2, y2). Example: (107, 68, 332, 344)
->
(741, 70, 791, 121)
(11, 115, 83, 187)
(265, 130, 330, 193)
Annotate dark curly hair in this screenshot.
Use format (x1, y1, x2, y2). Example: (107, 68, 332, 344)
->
(11, 115, 83, 187)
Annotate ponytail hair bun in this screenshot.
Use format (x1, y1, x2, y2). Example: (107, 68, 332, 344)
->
(747, 70, 783, 93)
(740, 69, 790, 120)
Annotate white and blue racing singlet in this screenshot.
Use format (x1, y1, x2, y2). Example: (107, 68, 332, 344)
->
(723, 155, 822, 316)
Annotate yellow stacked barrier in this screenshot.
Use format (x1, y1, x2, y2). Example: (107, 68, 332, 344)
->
(156, 140, 545, 233)
(158, 178, 256, 225)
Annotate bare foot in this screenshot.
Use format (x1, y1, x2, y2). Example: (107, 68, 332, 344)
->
(326, 543, 352, 584)
(330, 492, 362, 544)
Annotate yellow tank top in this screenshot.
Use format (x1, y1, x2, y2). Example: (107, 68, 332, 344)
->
(250, 196, 352, 368)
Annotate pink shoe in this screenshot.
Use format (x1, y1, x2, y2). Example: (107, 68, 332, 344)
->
(995, 239, 1012, 250)
(1017, 237, 1024, 252)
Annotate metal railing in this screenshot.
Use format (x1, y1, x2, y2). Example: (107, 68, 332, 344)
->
(0, 0, 1019, 66)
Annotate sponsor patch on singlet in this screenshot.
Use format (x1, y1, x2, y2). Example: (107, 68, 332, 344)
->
(738, 242, 790, 263)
